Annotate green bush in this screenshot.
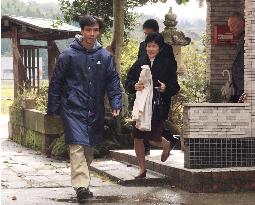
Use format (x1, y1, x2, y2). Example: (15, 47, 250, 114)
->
(120, 39, 139, 82)
(49, 134, 68, 158)
(170, 35, 208, 130)
(10, 82, 49, 113)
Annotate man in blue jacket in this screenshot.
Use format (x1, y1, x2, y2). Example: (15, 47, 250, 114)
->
(47, 15, 122, 203)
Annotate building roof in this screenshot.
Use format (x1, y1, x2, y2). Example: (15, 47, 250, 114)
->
(1, 15, 81, 40)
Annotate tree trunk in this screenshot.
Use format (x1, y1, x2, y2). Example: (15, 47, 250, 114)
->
(111, 0, 125, 73)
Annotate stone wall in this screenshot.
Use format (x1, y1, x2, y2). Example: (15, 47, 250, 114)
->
(182, 103, 251, 139)
(8, 108, 63, 153)
(181, 0, 255, 169)
(244, 0, 255, 140)
(182, 103, 254, 168)
(206, 0, 245, 95)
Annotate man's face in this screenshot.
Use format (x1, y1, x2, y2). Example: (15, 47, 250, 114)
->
(81, 23, 100, 48)
(143, 28, 155, 38)
(228, 17, 244, 37)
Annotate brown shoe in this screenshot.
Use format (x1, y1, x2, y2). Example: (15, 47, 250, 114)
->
(135, 170, 147, 179)
(161, 141, 172, 162)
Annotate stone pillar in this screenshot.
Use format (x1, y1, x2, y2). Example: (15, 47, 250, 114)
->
(244, 0, 255, 137)
(172, 46, 182, 72)
(161, 7, 191, 73)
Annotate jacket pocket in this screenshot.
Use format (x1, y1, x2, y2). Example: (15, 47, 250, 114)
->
(66, 89, 84, 108)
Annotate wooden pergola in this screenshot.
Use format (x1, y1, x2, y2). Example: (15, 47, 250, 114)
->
(1, 15, 80, 97)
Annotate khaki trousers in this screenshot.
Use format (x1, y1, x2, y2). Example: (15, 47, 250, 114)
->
(69, 144, 94, 190)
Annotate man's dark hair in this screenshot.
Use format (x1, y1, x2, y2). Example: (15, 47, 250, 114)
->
(79, 15, 104, 31)
(142, 19, 159, 32)
(145, 32, 164, 48)
(229, 11, 245, 23)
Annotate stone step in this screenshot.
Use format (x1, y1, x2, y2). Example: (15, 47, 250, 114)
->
(109, 149, 183, 177)
(90, 160, 169, 186)
(108, 150, 255, 193)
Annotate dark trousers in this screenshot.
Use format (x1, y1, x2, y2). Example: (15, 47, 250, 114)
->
(230, 95, 240, 103)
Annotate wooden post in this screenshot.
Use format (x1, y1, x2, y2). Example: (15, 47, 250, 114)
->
(47, 40, 55, 81)
(12, 27, 21, 97)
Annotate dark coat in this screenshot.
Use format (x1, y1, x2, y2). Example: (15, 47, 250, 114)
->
(47, 35, 122, 146)
(125, 54, 180, 120)
(232, 31, 245, 99)
(137, 41, 177, 68)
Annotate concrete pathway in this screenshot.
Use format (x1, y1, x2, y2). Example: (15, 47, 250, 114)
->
(1, 115, 255, 205)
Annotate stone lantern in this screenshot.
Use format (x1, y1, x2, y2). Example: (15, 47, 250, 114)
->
(161, 7, 191, 73)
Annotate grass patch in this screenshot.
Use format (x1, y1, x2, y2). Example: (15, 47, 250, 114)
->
(1, 99, 13, 114)
(1, 80, 14, 114)
(1, 88, 14, 98)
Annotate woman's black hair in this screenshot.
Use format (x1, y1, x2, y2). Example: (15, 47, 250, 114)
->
(79, 15, 104, 31)
(145, 32, 164, 48)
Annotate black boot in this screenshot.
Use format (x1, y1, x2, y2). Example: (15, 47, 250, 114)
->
(76, 187, 93, 203)
(162, 128, 179, 149)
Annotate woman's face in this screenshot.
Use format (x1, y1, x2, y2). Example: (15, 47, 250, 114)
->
(146, 41, 160, 59)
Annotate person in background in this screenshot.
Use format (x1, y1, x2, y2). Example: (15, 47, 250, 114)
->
(228, 12, 245, 102)
(47, 15, 122, 203)
(125, 32, 180, 178)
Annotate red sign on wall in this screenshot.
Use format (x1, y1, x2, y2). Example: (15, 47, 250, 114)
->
(213, 25, 238, 45)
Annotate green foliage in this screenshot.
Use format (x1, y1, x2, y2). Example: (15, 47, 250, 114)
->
(10, 94, 24, 117)
(180, 44, 207, 102)
(24, 130, 42, 151)
(1, 0, 60, 18)
(175, 0, 190, 4)
(176, 0, 205, 5)
(170, 33, 207, 129)
(10, 82, 49, 113)
(35, 82, 49, 112)
(58, 0, 167, 36)
(49, 134, 68, 158)
(120, 39, 139, 82)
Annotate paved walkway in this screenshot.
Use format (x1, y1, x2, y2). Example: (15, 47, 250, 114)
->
(1, 115, 255, 205)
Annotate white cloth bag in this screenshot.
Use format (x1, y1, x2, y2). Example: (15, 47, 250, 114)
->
(132, 65, 153, 131)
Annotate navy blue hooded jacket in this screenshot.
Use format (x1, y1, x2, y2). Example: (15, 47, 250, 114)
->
(47, 35, 122, 146)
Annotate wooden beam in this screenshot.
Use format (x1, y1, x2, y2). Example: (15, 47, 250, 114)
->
(2, 30, 79, 40)
(47, 40, 56, 81)
(37, 48, 40, 89)
(12, 26, 22, 97)
(1, 31, 12, 38)
(21, 45, 48, 49)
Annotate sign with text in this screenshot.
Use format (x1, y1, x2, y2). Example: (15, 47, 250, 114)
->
(213, 25, 238, 45)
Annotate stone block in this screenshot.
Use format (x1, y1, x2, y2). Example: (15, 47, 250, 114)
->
(24, 109, 63, 134)
(9, 107, 24, 126)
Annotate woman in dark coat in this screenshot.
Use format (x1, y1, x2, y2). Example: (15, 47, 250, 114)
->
(125, 32, 180, 178)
